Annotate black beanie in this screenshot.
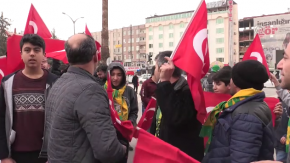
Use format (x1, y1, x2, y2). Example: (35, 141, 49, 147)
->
(232, 60, 269, 90)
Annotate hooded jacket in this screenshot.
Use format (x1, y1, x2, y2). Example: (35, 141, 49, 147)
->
(107, 62, 138, 126)
(0, 69, 58, 160)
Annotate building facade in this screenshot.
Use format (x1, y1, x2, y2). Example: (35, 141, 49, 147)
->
(239, 11, 290, 70)
(145, 0, 239, 65)
(91, 25, 146, 71)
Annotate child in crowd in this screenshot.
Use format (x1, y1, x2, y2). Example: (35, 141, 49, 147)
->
(212, 67, 232, 94)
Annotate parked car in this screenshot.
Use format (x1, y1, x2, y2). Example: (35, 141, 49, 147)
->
(139, 74, 151, 84)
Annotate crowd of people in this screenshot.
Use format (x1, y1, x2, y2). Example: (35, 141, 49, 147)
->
(0, 33, 290, 163)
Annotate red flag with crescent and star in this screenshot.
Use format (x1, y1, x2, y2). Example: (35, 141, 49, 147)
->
(172, 0, 209, 124)
(242, 34, 270, 76)
(106, 71, 134, 141)
(137, 97, 157, 131)
(85, 24, 102, 60)
(24, 4, 51, 38)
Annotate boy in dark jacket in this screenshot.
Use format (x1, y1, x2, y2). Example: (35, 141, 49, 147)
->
(150, 51, 204, 161)
(0, 34, 58, 163)
(201, 60, 274, 163)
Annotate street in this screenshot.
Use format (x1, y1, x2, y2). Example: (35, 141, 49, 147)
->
(126, 85, 278, 162)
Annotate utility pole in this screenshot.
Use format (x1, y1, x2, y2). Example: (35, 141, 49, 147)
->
(102, 0, 109, 63)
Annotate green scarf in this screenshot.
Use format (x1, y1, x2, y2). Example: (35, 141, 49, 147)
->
(155, 106, 162, 137)
(286, 120, 290, 152)
(200, 88, 262, 153)
(104, 82, 129, 121)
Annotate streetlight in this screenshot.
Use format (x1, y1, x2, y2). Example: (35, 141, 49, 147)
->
(62, 12, 84, 35)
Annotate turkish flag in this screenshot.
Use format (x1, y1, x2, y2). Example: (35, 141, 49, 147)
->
(172, 0, 209, 123)
(106, 71, 134, 141)
(24, 4, 51, 38)
(0, 56, 7, 81)
(264, 97, 279, 126)
(85, 24, 101, 60)
(133, 128, 200, 163)
(6, 35, 65, 74)
(242, 34, 270, 75)
(46, 50, 68, 64)
(137, 97, 157, 131)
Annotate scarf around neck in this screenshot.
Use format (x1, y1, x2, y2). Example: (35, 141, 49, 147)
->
(104, 82, 129, 121)
(200, 88, 262, 153)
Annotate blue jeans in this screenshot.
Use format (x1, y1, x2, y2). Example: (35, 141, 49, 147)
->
(276, 149, 287, 161)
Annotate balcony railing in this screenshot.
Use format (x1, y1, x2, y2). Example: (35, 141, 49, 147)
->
(138, 49, 146, 53)
(239, 36, 254, 42)
(138, 41, 146, 45)
(239, 47, 248, 52)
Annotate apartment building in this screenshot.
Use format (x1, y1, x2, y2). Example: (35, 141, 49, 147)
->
(239, 11, 290, 70)
(145, 0, 239, 65)
(91, 25, 146, 70)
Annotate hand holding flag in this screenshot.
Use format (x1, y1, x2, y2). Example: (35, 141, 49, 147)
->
(137, 97, 157, 131)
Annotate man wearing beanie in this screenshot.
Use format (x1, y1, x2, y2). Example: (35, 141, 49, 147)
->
(200, 60, 275, 163)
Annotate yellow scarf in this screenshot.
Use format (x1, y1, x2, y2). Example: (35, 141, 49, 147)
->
(200, 88, 262, 153)
(104, 82, 129, 121)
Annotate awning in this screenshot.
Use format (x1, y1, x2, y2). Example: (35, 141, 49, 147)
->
(126, 71, 134, 75)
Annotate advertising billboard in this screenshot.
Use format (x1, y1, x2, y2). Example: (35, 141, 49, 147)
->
(254, 13, 290, 69)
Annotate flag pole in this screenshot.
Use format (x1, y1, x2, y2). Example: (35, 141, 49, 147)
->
(170, 0, 206, 59)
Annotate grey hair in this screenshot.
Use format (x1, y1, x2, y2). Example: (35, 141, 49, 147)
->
(65, 35, 97, 65)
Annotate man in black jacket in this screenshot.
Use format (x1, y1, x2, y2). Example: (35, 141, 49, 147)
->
(150, 51, 204, 161)
(132, 73, 139, 93)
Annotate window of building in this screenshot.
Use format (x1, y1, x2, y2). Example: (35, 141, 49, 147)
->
(136, 30, 139, 34)
(180, 22, 185, 28)
(216, 28, 224, 34)
(149, 27, 153, 31)
(118, 56, 121, 60)
(159, 34, 163, 39)
(149, 52, 153, 56)
(136, 54, 140, 59)
(117, 48, 120, 52)
(169, 33, 174, 38)
(124, 31, 126, 35)
(159, 26, 163, 31)
(128, 39, 131, 43)
(159, 43, 163, 48)
(136, 46, 139, 51)
(132, 38, 134, 43)
(124, 47, 126, 52)
(169, 24, 174, 29)
(113, 41, 116, 45)
(123, 39, 126, 43)
(118, 40, 120, 44)
(125, 62, 131, 67)
(216, 38, 224, 44)
(149, 35, 153, 40)
(216, 48, 224, 53)
(216, 57, 224, 62)
(169, 42, 174, 47)
(140, 37, 145, 41)
(216, 18, 224, 24)
(149, 44, 153, 48)
(114, 56, 116, 60)
(136, 38, 140, 42)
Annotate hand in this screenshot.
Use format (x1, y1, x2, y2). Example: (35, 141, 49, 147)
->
(270, 73, 279, 87)
(280, 136, 286, 144)
(159, 57, 175, 82)
(273, 102, 283, 117)
(1, 158, 16, 163)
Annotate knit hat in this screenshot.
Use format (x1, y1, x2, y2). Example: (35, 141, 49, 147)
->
(232, 60, 269, 90)
(211, 65, 220, 73)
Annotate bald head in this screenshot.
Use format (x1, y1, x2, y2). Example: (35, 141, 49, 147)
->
(65, 34, 97, 65)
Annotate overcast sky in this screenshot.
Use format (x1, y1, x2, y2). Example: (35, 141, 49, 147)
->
(0, 0, 289, 40)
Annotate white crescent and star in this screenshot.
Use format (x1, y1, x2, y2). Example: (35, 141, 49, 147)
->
(29, 21, 38, 34)
(193, 28, 208, 63)
(0, 69, 4, 78)
(250, 52, 263, 63)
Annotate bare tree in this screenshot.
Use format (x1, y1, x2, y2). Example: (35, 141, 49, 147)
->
(0, 12, 11, 56)
(51, 28, 58, 39)
(101, 0, 109, 63)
